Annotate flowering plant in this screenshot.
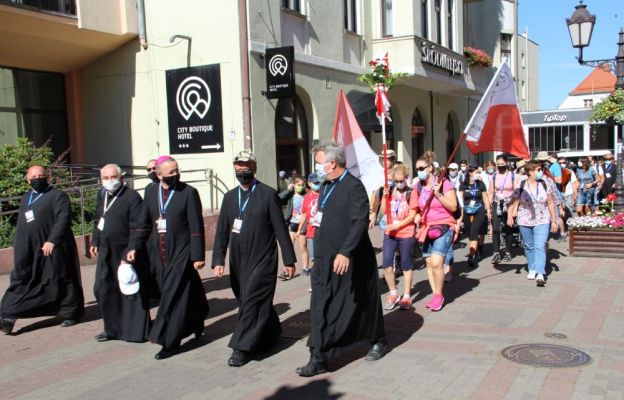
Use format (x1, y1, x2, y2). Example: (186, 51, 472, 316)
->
(567, 215, 608, 231)
(358, 56, 407, 91)
(603, 212, 624, 230)
(463, 47, 493, 67)
(595, 193, 617, 217)
(589, 88, 624, 125)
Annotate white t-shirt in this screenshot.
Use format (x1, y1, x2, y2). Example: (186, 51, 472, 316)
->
(564, 170, 577, 197)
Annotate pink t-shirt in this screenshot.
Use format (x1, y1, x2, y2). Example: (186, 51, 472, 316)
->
(491, 171, 514, 202)
(513, 179, 552, 227)
(385, 188, 418, 238)
(417, 179, 455, 223)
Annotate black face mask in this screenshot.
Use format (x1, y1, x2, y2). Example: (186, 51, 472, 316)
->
(497, 165, 507, 173)
(162, 174, 180, 187)
(236, 170, 254, 185)
(30, 177, 49, 193)
(148, 171, 159, 183)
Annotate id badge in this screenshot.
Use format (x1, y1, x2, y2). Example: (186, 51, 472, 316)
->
(606, 173, 612, 178)
(311, 211, 323, 227)
(469, 200, 476, 208)
(157, 218, 167, 233)
(25, 210, 35, 223)
(97, 217, 105, 231)
(232, 218, 243, 234)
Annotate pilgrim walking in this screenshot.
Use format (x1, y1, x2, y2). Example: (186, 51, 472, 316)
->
(90, 164, 151, 343)
(212, 150, 296, 367)
(144, 157, 209, 359)
(0, 166, 84, 334)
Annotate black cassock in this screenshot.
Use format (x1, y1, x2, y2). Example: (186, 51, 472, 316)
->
(91, 186, 151, 342)
(308, 172, 385, 360)
(144, 182, 208, 349)
(212, 180, 296, 353)
(0, 187, 84, 321)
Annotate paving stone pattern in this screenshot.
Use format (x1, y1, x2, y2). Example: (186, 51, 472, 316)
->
(0, 231, 623, 400)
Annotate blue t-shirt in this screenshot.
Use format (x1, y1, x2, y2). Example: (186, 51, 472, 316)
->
(549, 162, 562, 178)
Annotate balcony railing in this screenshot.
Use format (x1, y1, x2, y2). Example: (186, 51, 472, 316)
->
(0, 0, 76, 16)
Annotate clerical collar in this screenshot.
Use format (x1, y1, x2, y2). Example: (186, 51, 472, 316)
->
(325, 169, 347, 184)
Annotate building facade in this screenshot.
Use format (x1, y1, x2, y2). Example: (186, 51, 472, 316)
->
(1, 0, 531, 211)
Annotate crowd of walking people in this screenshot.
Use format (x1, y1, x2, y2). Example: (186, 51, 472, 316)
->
(0, 141, 618, 378)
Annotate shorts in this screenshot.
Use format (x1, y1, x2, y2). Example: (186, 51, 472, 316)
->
(422, 228, 454, 258)
(576, 189, 593, 206)
(306, 238, 314, 261)
(444, 244, 454, 266)
(382, 235, 416, 271)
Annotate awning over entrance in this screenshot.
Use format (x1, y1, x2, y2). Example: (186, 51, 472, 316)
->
(346, 91, 393, 133)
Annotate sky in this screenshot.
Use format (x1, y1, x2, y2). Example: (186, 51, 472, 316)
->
(518, 0, 624, 110)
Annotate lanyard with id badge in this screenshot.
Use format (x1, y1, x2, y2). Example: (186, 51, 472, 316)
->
(233, 183, 257, 234)
(97, 188, 122, 231)
(312, 170, 347, 228)
(157, 185, 175, 233)
(25, 191, 45, 223)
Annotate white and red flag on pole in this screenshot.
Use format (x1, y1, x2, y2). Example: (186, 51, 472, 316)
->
(374, 83, 391, 124)
(464, 60, 530, 159)
(333, 89, 384, 195)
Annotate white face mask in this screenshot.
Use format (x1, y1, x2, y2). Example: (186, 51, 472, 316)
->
(314, 162, 329, 180)
(396, 181, 407, 190)
(102, 179, 122, 194)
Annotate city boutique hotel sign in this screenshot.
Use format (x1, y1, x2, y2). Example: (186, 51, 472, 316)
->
(165, 64, 224, 154)
(265, 46, 295, 99)
(416, 38, 465, 76)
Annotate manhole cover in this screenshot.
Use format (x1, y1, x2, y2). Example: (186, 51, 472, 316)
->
(545, 333, 568, 339)
(501, 344, 591, 368)
(280, 311, 310, 339)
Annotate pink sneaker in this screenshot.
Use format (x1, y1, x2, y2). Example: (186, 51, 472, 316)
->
(428, 294, 445, 311)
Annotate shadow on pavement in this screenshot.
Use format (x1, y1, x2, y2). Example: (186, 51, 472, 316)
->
(201, 276, 232, 293)
(205, 297, 239, 320)
(264, 378, 343, 399)
(13, 302, 102, 335)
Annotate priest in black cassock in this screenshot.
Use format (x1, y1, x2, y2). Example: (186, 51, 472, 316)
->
(0, 166, 84, 335)
(212, 150, 296, 367)
(89, 164, 151, 343)
(295, 141, 387, 377)
(144, 157, 208, 360)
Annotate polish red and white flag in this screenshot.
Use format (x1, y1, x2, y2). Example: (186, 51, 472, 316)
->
(333, 89, 384, 195)
(464, 60, 530, 159)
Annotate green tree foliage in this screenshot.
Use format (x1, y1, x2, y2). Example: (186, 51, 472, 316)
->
(589, 88, 624, 125)
(0, 138, 54, 201)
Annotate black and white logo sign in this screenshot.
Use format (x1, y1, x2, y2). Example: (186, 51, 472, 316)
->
(266, 46, 295, 99)
(176, 76, 211, 120)
(165, 64, 223, 154)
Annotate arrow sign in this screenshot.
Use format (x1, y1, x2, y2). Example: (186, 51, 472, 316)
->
(201, 143, 222, 150)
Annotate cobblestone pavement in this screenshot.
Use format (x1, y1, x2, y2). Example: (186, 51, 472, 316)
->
(1, 231, 623, 400)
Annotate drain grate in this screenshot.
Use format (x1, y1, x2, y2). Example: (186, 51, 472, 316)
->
(280, 311, 310, 339)
(501, 343, 591, 368)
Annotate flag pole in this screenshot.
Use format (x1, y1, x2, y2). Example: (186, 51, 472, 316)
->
(382, 113, 392, 224)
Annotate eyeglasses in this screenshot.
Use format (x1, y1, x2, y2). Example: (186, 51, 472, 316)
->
(415, 166, 428, 171)
(147, 168, 156, 172)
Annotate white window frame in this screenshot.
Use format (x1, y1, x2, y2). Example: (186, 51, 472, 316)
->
(344, 0, 362, 34)
(282, 0, 306, 16)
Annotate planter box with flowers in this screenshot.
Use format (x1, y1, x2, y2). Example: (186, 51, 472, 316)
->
(567, 194, 624, 258)
(463, 47, 493, 67)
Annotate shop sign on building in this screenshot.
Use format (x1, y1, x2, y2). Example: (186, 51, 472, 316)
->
(165, 64, 224, 154)
(418, 39, 465, 76)
(265, 46, 295, 99)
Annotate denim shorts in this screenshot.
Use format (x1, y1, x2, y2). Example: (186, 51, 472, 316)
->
(422, 228, 454, 258)
(382, 235, 416, 271)
(576, 188, 593, 206)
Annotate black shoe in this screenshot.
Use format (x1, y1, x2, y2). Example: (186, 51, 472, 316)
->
(194, 328, 204, 339)
(491, 253, 502, 264)
(503, 251, 512, 262)
(227, 349, 250, 367)
(295, 361, 328, 377)
(467, 255, 478, 269)
(154, 346, 178, 360)
(60, 319, 78, 328)
(94, 332, 110, 342)
(0, 318, 15, 335)
(365, 341, 387, 361)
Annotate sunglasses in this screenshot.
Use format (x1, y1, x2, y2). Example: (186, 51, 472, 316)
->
(415, 166, 428, 171)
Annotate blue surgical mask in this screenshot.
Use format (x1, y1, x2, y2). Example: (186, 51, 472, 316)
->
(417, 170, 429, 181)
(605, 160, 612, 165)
(311, 183, 321, 191)
(487, 168, 495, 175)
(449, 171, 458, 178)
(314, 163, 328, 180)
(535, 171, 544, 180)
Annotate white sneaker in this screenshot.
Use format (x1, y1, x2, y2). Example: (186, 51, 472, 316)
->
(527, 270, 537, 280)
(536, 274, 545, 286)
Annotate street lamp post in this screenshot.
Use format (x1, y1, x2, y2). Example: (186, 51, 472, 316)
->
(566, 1, 624, 211)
